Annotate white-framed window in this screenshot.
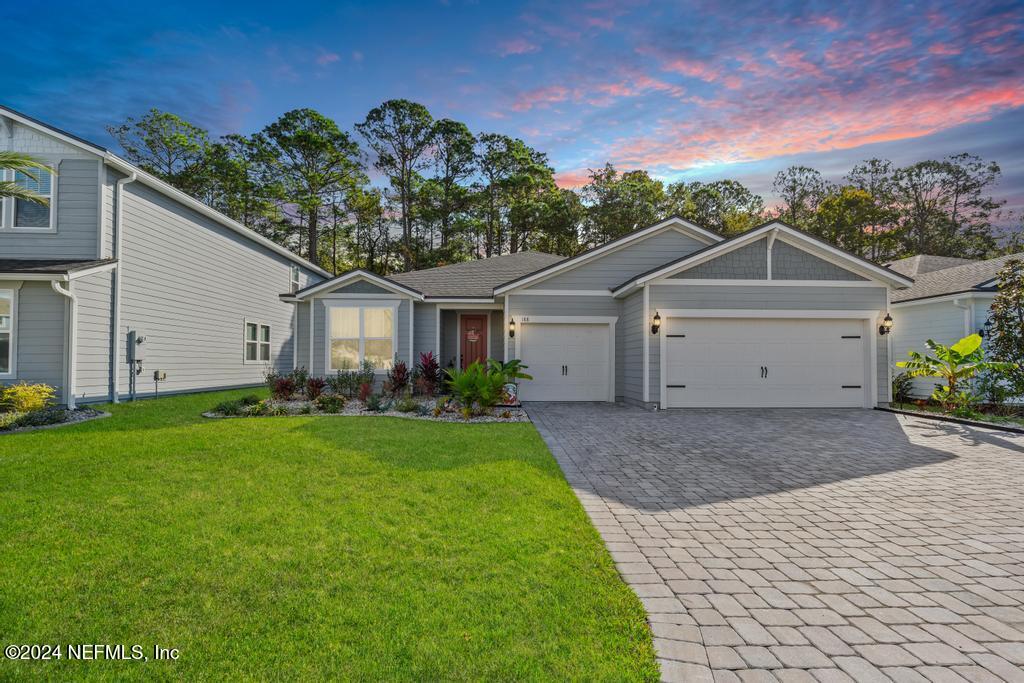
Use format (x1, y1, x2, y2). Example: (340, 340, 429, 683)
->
(290, 265, 301, 293)
(10, 167, 56, 231)
(328, 303, 396, 371)
(0, 289, 14, 377)
(244, 320, 271, 363)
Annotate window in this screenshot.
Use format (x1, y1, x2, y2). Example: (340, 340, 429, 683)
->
(329, 305, 394, 371)
(244, 321, 271, 363)
(0, 290, 13, 376)
(290, 265, 301, 293)
(12, 168, 55, 229)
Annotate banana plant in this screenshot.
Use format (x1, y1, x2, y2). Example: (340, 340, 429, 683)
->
(896, 334, 1016, 412)
(486, 358, 533, 382)
(0, 151, 54, 205)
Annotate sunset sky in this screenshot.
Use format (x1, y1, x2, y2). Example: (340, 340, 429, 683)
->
(5, 0, 1023, 212)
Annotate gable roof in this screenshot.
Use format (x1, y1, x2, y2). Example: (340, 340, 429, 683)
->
(885, 254, 976, 277)
(492, 216, 722, 295)
(284, 269, 425, 301)
(612, 220, 914, 296)
(891, 253, 1023, 303)
(0, 104, 331, 279)
(390, 251, 564, 298)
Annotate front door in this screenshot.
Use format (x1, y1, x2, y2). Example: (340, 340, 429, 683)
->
(460, 315, 488, 369)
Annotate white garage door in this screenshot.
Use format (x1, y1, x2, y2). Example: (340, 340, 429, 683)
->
(518, 323, 611, 401)
(663, 317, 868, 408)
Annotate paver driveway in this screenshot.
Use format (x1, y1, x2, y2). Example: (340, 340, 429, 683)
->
(527, 403, 1024, 683)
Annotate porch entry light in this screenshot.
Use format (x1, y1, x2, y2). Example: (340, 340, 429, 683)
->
(508, 318, 516, 338)
(878, 313, 893, 336)
(651, 311, 662, 335)
(979, 318, 993, 339)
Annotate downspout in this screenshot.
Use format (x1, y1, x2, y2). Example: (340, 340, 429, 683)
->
(111, 171, 137, 402)
(952, 298, 972, 337)
(51, 280, 78, 409)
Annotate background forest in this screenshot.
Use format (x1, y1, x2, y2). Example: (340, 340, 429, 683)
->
(108, 100, 1020, 275)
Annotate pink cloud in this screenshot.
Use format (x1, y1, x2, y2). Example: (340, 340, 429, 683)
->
(498, 38, 540, 57)
(928, 43, 962, 56)
(511, 85, 571, 111)
(804, 15, 842, 31)
(554, 168, 592, 188)
(315, 52, 340, 66)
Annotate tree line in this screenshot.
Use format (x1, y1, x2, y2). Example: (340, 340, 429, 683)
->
(108, 101, 1015, 275)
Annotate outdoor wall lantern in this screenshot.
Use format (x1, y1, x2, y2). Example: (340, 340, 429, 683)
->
(979, 318, 993, 339)
(508, 318, 516, 338)
(651, 311, 662, 335)
(878, 313, 893, 336)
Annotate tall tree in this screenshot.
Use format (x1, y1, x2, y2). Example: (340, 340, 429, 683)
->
(845, 159, 897, 260)
(202, 134, 281, 234)
(475, 133, 517, 257)
(356, 100, 435, 270)
(814, 186, 880, 256)
(580, 164, 665, 246)
(254, 109, 364, 263)
(665, 179, 764, 235)
(427, 119, 476, 250)
(772, 166, 827, 229)
(107, 109, 211, 196)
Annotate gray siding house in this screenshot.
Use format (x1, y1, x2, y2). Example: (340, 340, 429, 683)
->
(284, 218, 913, 409)
(0, 106, 327, 407)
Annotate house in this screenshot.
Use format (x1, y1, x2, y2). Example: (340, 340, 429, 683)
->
(284, 218, 913, 408)
(888, 252, 1021, 397)
(0, 105, 328, 407)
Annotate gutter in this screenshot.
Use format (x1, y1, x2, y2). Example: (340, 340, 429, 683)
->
(50, 281, 78, 409)
(111, 171, 137, 403)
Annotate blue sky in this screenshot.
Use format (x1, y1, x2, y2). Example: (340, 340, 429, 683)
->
(4, 0, 1023, 215)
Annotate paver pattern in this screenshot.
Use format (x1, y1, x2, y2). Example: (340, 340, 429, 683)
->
(528, 403, 1024, 682)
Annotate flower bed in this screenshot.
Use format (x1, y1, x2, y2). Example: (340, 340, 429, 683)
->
(0, 406, 108, 434)
(203, 395, 529, 424)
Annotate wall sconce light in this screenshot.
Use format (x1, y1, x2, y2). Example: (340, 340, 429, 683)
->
(979, 318, 993, 339)
(651, 311, 662, 335)
(878, 313, 893, 336)
(508, 318, 516, 338)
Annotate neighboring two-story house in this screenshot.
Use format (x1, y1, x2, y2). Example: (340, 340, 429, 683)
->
(0, 105, 327, 407)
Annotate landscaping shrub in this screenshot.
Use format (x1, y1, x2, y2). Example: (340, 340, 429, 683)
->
(1, 382, 56, 413)
(271, 377, 297, 400)
(445, 361, 507, 415)
(364, 394, 384, 412)
(892, 372, 913, 404)
(327, 371, 355, 398)
(305, 377, 327, 400)
(238, 394, 262, 406)
(0, 412, 23, 431)
(358, 382, 373, 402)
(213, 400, 245, 416)
(414, 351, 441, 396)
(314, 394, 346, 413)
(897, 334, 1017, 412)
(248, 400, 287, 417)
(395, 396, 417, 413)
(10, 407, 67, 429)
(385, 358, 410, 397)
(291, 367, 310, 390)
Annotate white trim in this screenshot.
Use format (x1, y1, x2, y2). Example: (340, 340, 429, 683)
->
(455, 311, 492, 369)
(435, 306, 441, 362)
(7, 164, 57, 232)
(96, 160, 105, 258)
(425, 298, 498, 304)
(885, 288, 893, 403)
(316, 293, 408, 300)
(408, 301, 414, 368)
(766, 228, 777, 280)
(430, 302, 503, 310)
(292, 305, 298, 371)
(308, 299, 315, 372)
(111, 171, 137, 403)
(324, 300, 400, 374)
(0, 272, 68, 281)
(0, 286, 16, 379)
(503, 295, 510, 361)
(648, 278, 882, 287)
(293, 270, 423, 301)
(891, 291, 998, 307)
(67, 261, 118, 280)
(50, 281, 78, 409)
(658, 311, 878, 410)
(513, 316, 617, 402)
(243, 319, 272, 365)
(642, 284, 650, 403)
(515, 289, 612, 297)
(654, 308, 881, 319)
(494, 217, 721, 295)
(614, 221, 912, 296)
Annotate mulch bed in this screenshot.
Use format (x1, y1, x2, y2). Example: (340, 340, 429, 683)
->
(0, 408, 110, 435)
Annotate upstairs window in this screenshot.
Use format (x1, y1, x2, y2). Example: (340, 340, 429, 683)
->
(244, 321, 271, 363)
(290, 265, 301, 293)
(13, 168, 55, 230)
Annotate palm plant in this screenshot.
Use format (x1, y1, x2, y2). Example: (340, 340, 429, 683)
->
(0, 152, 53, 204)
(896, 334, 1016, 414)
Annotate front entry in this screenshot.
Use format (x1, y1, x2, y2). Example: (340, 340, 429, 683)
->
(460, 314, 488, 369)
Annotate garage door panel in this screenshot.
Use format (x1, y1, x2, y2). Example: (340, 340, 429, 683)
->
(519, 323, 610, 401)
(664, 317, 867, 408)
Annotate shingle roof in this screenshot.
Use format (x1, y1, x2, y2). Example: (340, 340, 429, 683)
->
(885, 254, 976, 277)
(0, 258, 116, 274)
(389, 251, 564, 298)
(891, 254, 1024, 303)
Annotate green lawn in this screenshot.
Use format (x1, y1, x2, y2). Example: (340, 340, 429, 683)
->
(0, 389, 657, 681)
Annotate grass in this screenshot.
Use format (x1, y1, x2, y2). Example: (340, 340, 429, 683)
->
(0, 389, 657, 681)
(891, 401, 1024, 428)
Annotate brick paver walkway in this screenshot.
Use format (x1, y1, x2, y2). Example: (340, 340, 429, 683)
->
(528, 403, 1024, 682)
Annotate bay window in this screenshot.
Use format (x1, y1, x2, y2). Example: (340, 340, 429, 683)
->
(329, 304, 395, 371)
(0, 290, 13, 376)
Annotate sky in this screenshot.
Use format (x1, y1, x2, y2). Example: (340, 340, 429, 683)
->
(4, 0, 1024, 216)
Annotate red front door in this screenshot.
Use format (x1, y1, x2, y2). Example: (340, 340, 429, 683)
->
(460, 315, 488, 369)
